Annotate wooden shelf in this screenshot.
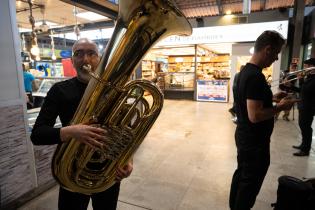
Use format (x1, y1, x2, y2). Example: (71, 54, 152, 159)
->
(141, 60, 155, 79)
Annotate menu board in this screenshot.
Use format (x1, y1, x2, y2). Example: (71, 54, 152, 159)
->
(196, 80, 229, 102)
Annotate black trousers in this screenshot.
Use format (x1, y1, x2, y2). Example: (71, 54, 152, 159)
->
(229, 143, 270, 210)
(26, 92, 34, 109)
(58, 182, 120, 210)
(298, 109, 314, 153)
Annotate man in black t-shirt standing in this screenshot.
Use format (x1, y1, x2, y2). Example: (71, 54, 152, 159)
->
(31, 38, 133, 210)
(229, 31, 297, 210)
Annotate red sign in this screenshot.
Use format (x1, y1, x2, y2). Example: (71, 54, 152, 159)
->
(62, 58, 77, 77)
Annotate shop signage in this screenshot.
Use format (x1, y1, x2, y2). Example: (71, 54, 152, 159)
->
(39, 48, 72, 58)
(60, 50, 72, 58)
(156, 21, 288, 46)
(196, 80, 229, 102)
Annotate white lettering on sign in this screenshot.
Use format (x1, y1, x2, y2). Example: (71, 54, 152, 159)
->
(156, 21, 288, 46)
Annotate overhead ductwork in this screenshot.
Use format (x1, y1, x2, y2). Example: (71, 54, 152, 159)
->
(243, 0, 251, 15)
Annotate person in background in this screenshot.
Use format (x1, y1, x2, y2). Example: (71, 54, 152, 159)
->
(292, 57, 315, 156)
(23, 63, 38, 109)
(275, 63, 298, 121)
(229, 30, 297, 210)
(31, 38, 133, 210)
(228, 65, 245, 123)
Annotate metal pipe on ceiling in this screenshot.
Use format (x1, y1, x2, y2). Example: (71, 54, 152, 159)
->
(243, 0, 251, 14)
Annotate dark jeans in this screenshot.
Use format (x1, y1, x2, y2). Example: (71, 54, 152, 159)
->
(58, 182, 120, 210)
(26, 92, 34, 109)
(229, 144, 270, 210)
(299, 109, 314, 153)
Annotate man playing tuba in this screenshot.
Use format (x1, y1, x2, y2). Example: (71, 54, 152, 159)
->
(31, 38, 133, 210)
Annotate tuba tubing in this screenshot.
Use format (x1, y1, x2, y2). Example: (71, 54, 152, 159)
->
(52, 0, 192, 194)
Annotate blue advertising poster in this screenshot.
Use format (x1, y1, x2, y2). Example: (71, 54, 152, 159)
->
(196, 80, 229, 102)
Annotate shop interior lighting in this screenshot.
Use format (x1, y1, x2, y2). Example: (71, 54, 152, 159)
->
(30, 44, 40, 56)
(76, 12, 109, 21)
(205, 57, 211, 62)
(175, 57, 184, 62)
(17, 0, 22, 7)
(192, 57, 202, 62)
(226, 10, 232, 15)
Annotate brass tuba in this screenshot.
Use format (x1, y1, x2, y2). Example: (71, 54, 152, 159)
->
(52, 0, 192, 194)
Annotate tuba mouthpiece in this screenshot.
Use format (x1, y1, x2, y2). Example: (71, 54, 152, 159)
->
(82, 64, 92, 72)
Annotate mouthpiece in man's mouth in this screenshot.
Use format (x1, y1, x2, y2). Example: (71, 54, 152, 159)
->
(82, 64, 92, 72)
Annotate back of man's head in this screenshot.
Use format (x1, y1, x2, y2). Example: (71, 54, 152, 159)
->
(304, 58, 315, 67)
(254, 30, 285, 53)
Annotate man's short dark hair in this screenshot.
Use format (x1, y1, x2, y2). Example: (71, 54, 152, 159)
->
(304, 58, 315, 66)
(254, 30, 285, 53)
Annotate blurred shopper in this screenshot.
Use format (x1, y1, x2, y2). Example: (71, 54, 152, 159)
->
(292, 57, 315, 156)
(31, 38, 133, 210)
(229, 31, 297, 210)
(229, 65, 245, 123)
(23, 63, 37, 109)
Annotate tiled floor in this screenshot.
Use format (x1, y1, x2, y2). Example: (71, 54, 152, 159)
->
(18, 100, 315, 210)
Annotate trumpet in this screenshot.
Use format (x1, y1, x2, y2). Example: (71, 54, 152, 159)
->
(271, 67, 315, 87)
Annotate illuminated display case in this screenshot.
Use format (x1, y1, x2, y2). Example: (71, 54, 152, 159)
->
(163, 72, 194, 91)
(33, 77, 69, 98)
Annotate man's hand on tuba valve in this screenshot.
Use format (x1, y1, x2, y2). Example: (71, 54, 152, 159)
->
(60, 124, 108, 149)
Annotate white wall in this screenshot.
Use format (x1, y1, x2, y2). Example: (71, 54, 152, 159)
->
(0, 0, 37, 208)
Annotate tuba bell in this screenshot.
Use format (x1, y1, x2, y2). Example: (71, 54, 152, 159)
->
(52, 0, 192, 194)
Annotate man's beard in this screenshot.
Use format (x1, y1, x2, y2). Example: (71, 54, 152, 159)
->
(77, 67, 91, 83)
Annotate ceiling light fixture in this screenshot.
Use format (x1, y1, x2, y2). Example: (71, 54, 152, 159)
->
(21, 34, 27, 52)
(35, 20, 59, 27)
(30, 44, 40, 56)
(76, 12, 109, 21)
(50, 31, 56, 60)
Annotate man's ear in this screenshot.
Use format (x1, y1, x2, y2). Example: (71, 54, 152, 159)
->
(265, 45, 272, 55)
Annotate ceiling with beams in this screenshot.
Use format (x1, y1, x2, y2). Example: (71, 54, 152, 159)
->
(175, 0, 314, 18)
(16, 0, 315, 32)
(16, 0, 115, 30)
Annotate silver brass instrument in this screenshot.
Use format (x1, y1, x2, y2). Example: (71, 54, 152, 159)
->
(271, 67, 315, 87)
(52, 0, 192, 194)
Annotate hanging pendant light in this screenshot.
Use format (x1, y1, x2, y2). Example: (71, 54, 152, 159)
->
(50, 31, 56, 60)
(73, 6, 80, 40)
(28, 0, 40, 58)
